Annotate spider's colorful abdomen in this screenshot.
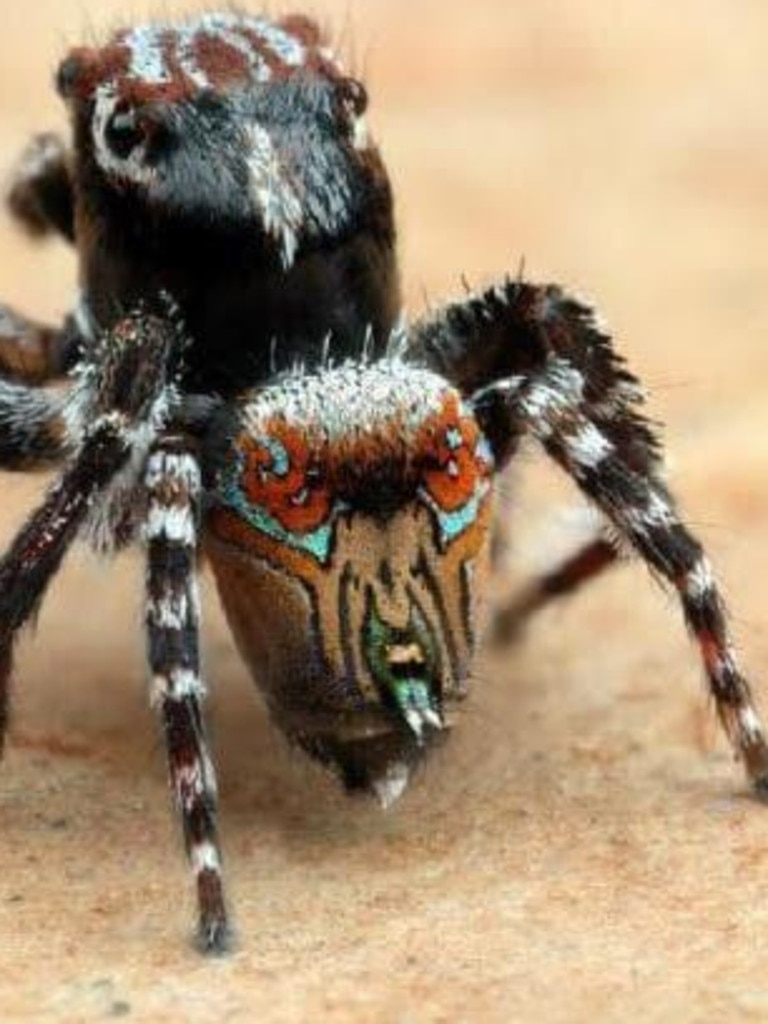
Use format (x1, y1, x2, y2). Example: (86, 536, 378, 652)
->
(205, 361, 496, 796)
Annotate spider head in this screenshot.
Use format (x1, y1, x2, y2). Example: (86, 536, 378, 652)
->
(57, 13, 390, 268)
(205, 360, 500, 803)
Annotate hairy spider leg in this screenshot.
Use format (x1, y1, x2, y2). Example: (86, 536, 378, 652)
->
(144, 441, 229, 954)
(7, 132, 75, 242)
(0, 377, 68, 468)
(491, 535, 618, 643)
(0, 421, 130, 748)
(413, 281, 662, 473)
(0, 304, 79, 384)
(413, 278, 768, 788)
(0, 310, 178, 751)
(514, 363, 768, 784)
(0, 134, 82, 384)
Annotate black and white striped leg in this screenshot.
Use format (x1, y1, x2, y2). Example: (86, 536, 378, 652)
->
(505, 360, 768, 787)
(415, 278, 768, 789)
(144, 440, 230, 954)
(0, 377, 68, 469)
(491, 535, 618, 644)
(0, 304, 79, 384)
(411, 279, 662, 475)
(0, 308, 180, 752)
(0, 415, 134, 751)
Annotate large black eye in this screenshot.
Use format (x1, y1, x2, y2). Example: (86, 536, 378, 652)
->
(105, 109, 145, 159)
(56, 56, 83, 99)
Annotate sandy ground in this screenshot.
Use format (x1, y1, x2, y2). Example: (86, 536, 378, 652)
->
(1, 1, 768, 1021)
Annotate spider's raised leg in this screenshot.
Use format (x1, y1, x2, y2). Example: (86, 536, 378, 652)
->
(144, 440, 229, 953)
(0, 134, 81, 383)
(492, 534, 618, 643)
(0, 308, 180, 752)
(0, 377, 69, 469)
(412, 280, 768, 788)
(0, 305, 82, 384)
(7, 132, 75, 242)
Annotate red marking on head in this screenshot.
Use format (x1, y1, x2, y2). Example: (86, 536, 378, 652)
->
(239, 422, 332, 534)
(57, 15, 340, 109)
(199, 17, 339, 85)
(278, 14, 323, 46)
(417, 396, 492, 513)
(156, 30, 191, 101)
(58, 36, 194, 107)
(58, 44, 131, 102)
(192, 32, 252, 90)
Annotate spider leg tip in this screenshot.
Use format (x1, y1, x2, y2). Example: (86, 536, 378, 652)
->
(194, 916, 235, 957)
(740, 737, 768, 803)
(749, 776, 768, 807)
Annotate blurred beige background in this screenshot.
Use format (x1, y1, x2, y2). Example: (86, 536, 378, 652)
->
(1, 2, 768, 1021)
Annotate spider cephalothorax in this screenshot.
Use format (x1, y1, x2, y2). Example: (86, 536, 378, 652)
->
(0, 10, 766, 955)
(53, 12, 398, 393)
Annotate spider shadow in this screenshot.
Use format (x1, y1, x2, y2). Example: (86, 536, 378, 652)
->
(81, 630, 543, 858)
(200, 639, 545, 854)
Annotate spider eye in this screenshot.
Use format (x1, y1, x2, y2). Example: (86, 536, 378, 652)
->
(104, 108, 145, 159)
(56, 55, 83, 98)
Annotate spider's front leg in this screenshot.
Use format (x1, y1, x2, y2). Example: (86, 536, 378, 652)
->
(0, 305, 81, 384)
(7, 132, 74, 243)
(412, 280, 768, 789)
(0, 376, 69, 469)
(0, 307, 181, 750)
(0, 134, 82, 384)
(144, 440, 229, 953)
